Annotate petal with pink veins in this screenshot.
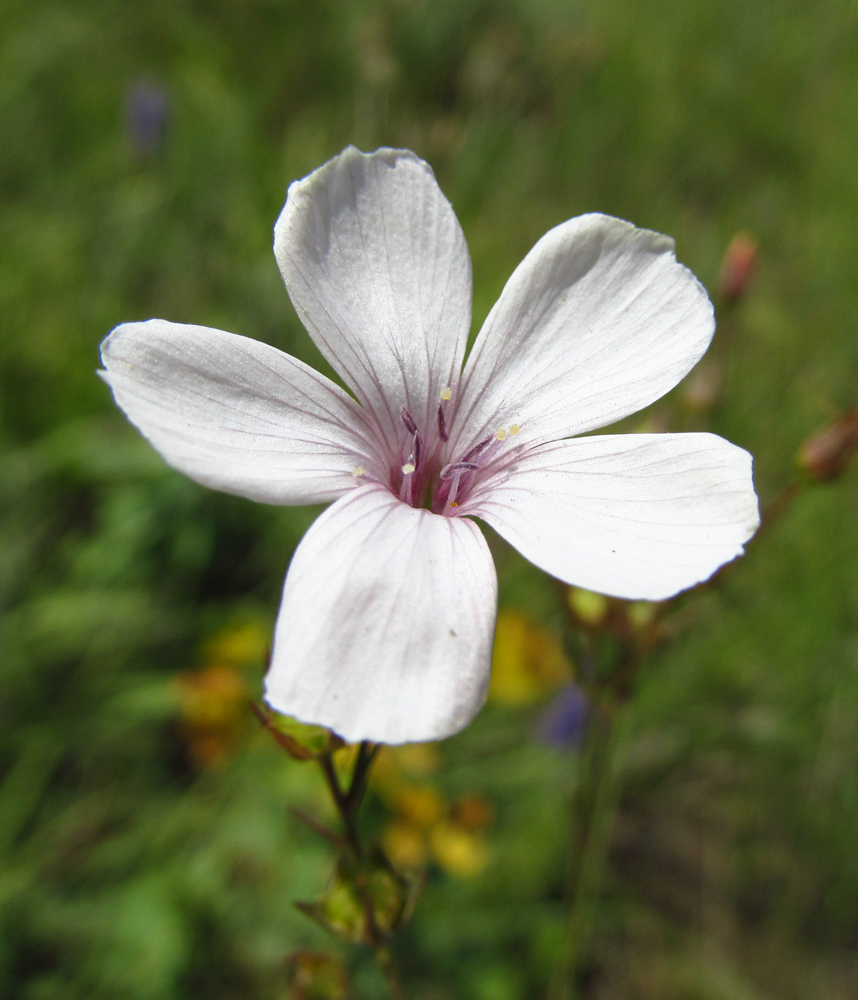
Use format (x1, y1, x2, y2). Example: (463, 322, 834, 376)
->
(265, 483, 497, 744)
(275, 146, 472, 450)
(100, 320, 377, 505)
(464, 433, 759, 600)
(450, 214, 714, 454)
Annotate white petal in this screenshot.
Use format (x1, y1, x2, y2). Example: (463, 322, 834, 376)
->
(275, 146, 471, 447)
(100, 320, 378, 505)
(450, 214, 714, 454)
(464, 434, 759, 600)
(265, 484, 497, 744)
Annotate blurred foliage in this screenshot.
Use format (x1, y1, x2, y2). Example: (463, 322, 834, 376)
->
(2, 0, 858, 997)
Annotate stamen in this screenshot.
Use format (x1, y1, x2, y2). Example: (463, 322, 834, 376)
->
(461, 436, 492, 464)
(509, 424, 520, 436)
(352, 466, 366, 477)
(462, 428, 509, 473)
(436, 400, 449, 442)
(440, 461, 479, 479)
(440, 386, 452, 401)
(399, 462, 415, 505)
(412, 429, 423, 471)
(399, 406, 418, 435)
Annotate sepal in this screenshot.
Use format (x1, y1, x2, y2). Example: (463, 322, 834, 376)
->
(295, 846, 421, 946)
(250, 702, 344, 760)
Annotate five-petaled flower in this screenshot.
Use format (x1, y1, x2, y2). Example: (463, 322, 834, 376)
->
(100, 146, 759, 745)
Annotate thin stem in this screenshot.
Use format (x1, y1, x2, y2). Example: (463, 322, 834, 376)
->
(346, 741, 380, 814)
(288, 806, 349, 852)
(548, 703, 630, 1000)
(317, 752, 362, 857)
(317, 743, 404, 999)
(376, 945, 406, 1000)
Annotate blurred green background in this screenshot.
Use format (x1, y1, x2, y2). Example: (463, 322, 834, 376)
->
(2, 0, 858, 997)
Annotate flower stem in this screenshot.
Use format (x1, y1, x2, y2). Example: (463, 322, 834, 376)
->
(548, 702, 630, 1000)
(317, 741, 380, 858)
(376, 945, 406, 1000)
(318, 751, 361, 857)
(317, 743, 404, 998)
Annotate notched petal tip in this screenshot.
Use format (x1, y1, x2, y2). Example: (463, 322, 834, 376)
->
(571, 212, 676, 255)
(277, 146, 432, 232)
(452, 212, 716, 454)
(273, 143, 472, 441)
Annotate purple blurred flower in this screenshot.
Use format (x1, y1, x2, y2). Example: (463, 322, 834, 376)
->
(125, 80, 170, 156)
(538, 684, 590, 748)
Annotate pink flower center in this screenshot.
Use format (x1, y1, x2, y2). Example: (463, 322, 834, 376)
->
(358, 389, 521, 516)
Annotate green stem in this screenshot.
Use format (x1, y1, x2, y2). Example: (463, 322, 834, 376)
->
(318, 752, 362, 857)
(346, 741, 379, 814)
(318, 744, 404, 999)
(548, 703, 630, 1000)
(376, 945, 406, 1000)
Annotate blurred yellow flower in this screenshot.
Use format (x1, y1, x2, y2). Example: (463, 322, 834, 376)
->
(173, 664, 247, 767)
(567, 587, 609, 627)
(429, 822, 489, 879)
(382, 822, 429, 871)
(489, 609, 572, 704)
(373, 746, 491, 879)
(395, 785, 445, 828)
(392, 742, 442, 778)
(202, 621, 269, 668)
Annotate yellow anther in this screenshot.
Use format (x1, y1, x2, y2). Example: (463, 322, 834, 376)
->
(352, 466, 366, 477)
(509, 424, 520, 436)
(450, 501, 458, 507)
(494, 428, 508, 442)
(402, 462, 416, 475)
(440, 386, 453, 401)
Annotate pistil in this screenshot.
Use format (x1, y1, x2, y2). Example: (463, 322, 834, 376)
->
(386, 393, 521, 514)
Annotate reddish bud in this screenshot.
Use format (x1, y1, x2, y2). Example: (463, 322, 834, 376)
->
(798, 407, 858, 481)
(719, 232, 758, 304)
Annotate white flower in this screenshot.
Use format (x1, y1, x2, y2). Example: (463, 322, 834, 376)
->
(100, 146, 759, 745)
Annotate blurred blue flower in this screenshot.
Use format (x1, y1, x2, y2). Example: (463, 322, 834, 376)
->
(537, 683, 590, 748)
(125, 80, 170, 156)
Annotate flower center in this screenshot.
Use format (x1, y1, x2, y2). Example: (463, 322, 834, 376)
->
(353, 388, 521, 515)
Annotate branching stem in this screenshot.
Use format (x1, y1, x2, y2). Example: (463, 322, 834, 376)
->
(316, 742, 403, 998)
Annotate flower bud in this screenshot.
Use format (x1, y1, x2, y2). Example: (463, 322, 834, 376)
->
(718, 232, 758, 304)
(797, 407, 858, 481)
